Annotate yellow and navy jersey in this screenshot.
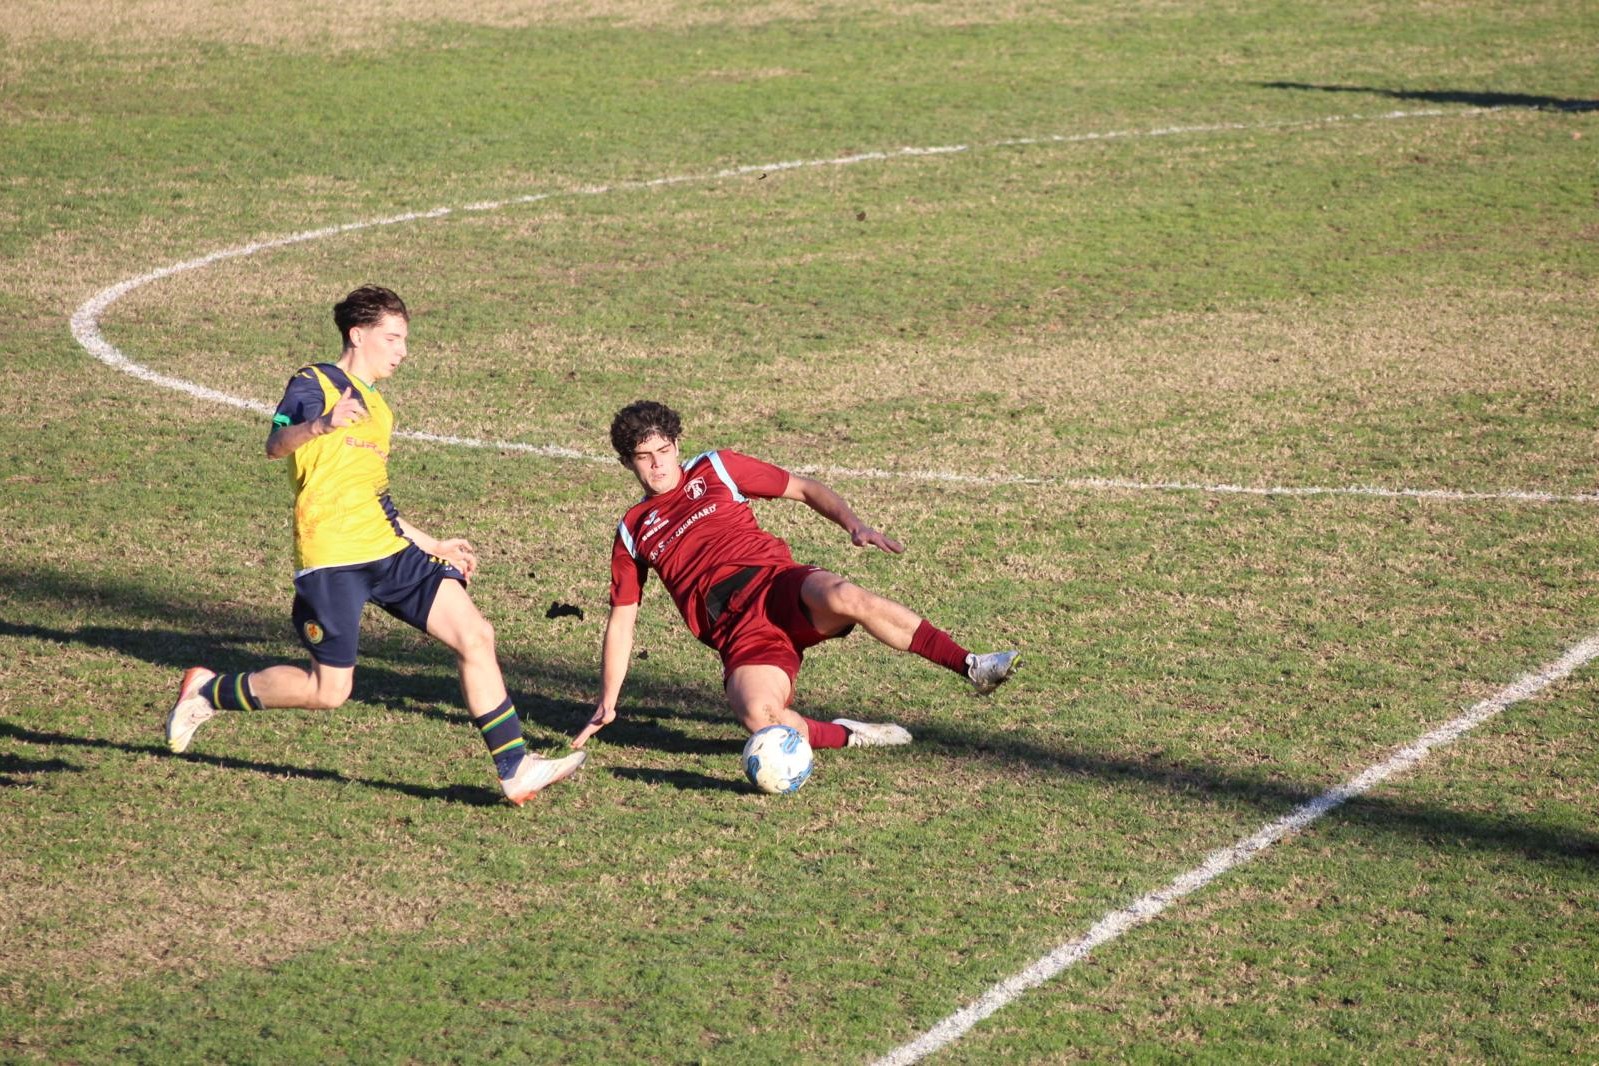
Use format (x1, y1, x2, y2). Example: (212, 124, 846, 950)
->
(272, 363, 409, 573)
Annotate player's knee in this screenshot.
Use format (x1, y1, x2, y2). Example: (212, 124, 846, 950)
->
(306, 674, 353, 710)
(736, 703, 785, 734)
(820, 578, 873, 619)
(455, 615, 497, 661)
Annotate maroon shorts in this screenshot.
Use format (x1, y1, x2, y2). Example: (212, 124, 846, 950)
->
(707, 564, 852, 684)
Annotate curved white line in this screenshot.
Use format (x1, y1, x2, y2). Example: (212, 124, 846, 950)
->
(875, 630, 1599, 1065)
(68, 104, 1589, 505)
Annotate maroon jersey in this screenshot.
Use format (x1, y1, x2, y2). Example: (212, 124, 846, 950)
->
(610, 450, 797, 640)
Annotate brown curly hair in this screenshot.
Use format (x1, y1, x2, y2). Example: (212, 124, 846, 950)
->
(610, 400, 683, 461)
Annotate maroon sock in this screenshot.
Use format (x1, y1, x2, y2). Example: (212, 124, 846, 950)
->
(801, 717, 850, 749)
(909, 619, 971, 676)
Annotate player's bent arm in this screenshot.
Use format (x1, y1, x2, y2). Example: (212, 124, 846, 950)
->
(265, 416, 330, 460)
(396, 516, 441, 555)
(266, 387, 366, 460)
(780, 473, 859, 528)
(574, 602, 639, 748)
(396, 517, 477, 581)
(781, 474, 905, 554)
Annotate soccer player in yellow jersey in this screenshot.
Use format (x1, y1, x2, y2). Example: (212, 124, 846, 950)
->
(165, 286, 584, 806)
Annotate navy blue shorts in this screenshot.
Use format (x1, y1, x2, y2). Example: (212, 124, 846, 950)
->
(291, 544, 465, 667)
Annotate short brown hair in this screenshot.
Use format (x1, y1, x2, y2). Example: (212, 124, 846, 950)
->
(610, 400, 683, 461)
(333, 286, 408, 348)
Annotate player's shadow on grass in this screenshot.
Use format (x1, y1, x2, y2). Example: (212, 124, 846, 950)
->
(608, 765, 746, 793)
(560, 707, 737, 758)
(0, 750, 82, 788)
(8, 566, 1593, 863)
(0, 557, 738, 734)
(1259, 81, 1599, 112)
(914, 722, 1599, 871)
(0, 716, 736, 801)
(0, 564, 735, 776)
(0, 614, 468, 726)
(0, 612, 732, 760)
(0, 720, 506, 807)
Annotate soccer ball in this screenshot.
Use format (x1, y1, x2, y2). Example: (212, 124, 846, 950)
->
(741, 724, 814, 794)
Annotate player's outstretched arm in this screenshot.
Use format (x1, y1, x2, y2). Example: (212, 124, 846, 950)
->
(574, 601, 640, 748)
(780, 474, 905, 554)
(265, 386, 366, 460)
(397, 517, 479, 582)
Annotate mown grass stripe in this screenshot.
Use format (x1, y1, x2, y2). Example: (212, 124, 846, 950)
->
(874, 631, 1599, 1065)
(69, 106, 1583, 509)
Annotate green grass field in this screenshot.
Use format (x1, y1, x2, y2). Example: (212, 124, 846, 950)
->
(3, 1, 1597, 1061)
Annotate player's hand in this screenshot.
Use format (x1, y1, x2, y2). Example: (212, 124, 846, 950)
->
(572, 702, 616, 748)
(851, 525, 904, 554)
(323, 387, 367, 431)
(434, 537, 478, 582)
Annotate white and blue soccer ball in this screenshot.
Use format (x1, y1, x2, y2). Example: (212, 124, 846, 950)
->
(741, 724, 814, 794)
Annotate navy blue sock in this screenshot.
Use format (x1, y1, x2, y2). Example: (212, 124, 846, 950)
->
(203, 673, 262, 711)
(473, 698, 527, 779)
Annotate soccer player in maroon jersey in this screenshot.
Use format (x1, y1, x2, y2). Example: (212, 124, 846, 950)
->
(572, 400, 1020, 757)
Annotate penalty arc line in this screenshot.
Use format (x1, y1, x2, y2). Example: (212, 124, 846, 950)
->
(66, 104, 1599, 507)
(872, 630, 1599, 1066)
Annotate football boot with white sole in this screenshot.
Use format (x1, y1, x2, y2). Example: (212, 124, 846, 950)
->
(834, 719, 913, 747)
(500, 750, 587, 806)
(166, 666, 218, 754)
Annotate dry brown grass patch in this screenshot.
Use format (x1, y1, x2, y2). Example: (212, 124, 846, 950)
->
(3, 0, 1117, 51)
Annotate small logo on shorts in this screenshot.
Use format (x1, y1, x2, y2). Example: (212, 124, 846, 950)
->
(303, 621, 325, 645)
(686, 477, 707, 500)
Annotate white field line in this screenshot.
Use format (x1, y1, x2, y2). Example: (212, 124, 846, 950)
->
(791, 465, 1599, 504)
(873, 630, 1599, 1066)
(68, 104, 1599, 507)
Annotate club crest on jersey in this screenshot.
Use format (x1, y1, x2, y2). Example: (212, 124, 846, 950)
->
(685, 477, 708, 500)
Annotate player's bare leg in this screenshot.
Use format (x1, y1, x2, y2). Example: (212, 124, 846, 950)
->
(725, 664, 810, 737)
(249, 660, 356, 710)
(425, 578, 583, 803)
(424, 578, 507, 716)
(167, 659, 352, 753)
(798, 570, 919, 649)
(725, 663, 910, 749)
(798, 569, 1020, 695)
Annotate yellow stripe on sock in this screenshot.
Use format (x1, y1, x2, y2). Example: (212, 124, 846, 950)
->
(480, 707, 517, 733)
(490, 738, 526, 757)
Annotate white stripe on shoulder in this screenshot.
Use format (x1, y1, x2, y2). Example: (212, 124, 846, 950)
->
(703, 450, 747, 503)
(616, 518, 638, 559)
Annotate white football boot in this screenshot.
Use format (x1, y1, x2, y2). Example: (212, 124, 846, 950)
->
(833, 719, 913, 747)
(500, 750, 587, 807)
(966, 650, 1020, 695)
(166, 666, 218, 754)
